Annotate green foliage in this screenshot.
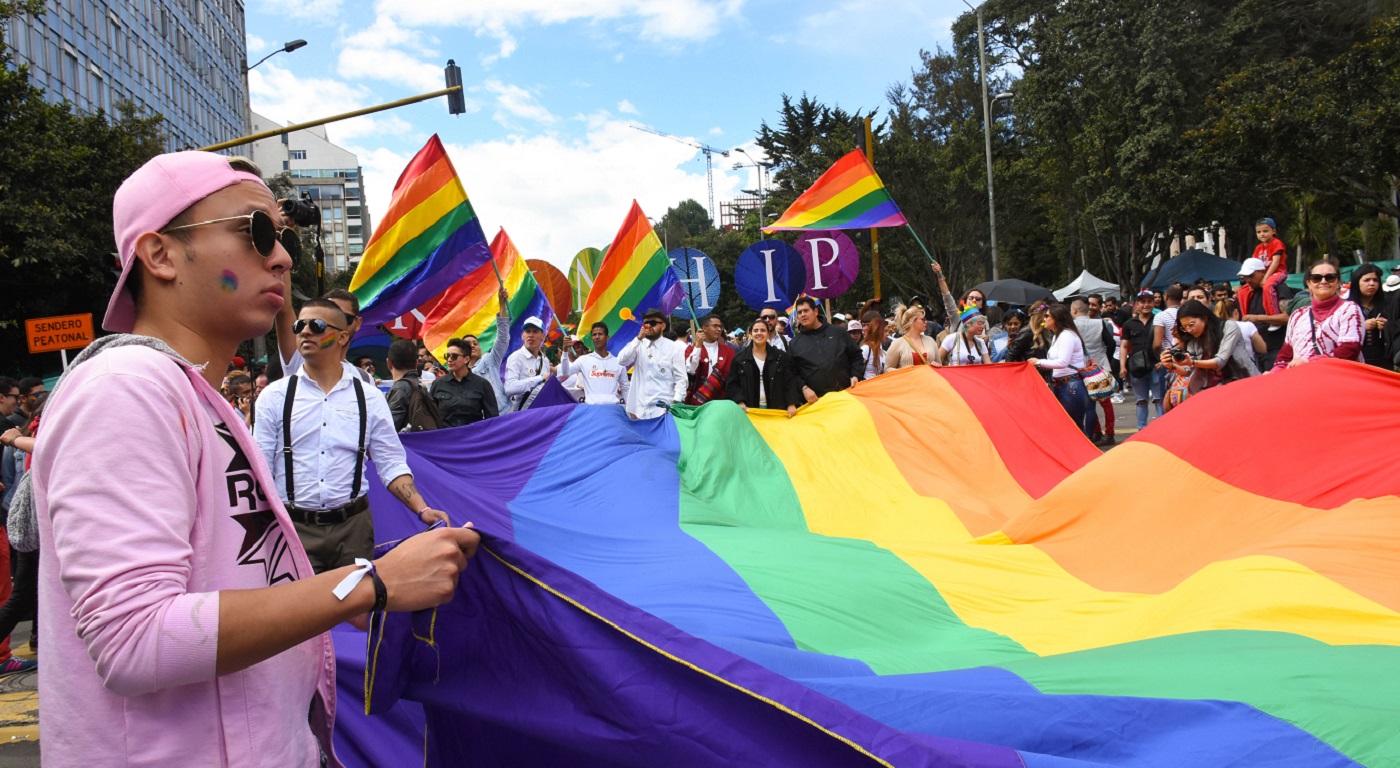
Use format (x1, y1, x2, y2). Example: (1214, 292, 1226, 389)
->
(0, 42, 165, 374)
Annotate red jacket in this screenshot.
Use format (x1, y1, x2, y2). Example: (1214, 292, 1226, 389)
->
(685, 341, 736, 405)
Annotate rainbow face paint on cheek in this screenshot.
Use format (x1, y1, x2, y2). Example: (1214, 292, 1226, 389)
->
(219, 271, 239, 293)
(318, 335, 337, 349)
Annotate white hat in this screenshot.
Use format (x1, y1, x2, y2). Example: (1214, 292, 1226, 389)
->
(846, 319, 863, 332)
(1384, 275, 1400, 293)
(1238, 257, 1268, 276)
(522, 316, 545, 330)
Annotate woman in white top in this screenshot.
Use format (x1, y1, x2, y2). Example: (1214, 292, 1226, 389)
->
(939, 307, 992, 366)
(859, 312, 888, 379)
(1027, 303, 1091, 438)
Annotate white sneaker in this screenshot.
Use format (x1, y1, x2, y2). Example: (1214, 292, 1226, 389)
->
(1111, 393, 1124, 403)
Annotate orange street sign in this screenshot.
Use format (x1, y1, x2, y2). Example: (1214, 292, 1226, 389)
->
(26, 313, 94, 354)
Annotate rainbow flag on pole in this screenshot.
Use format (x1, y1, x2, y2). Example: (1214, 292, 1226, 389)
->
(349, 135, 492, 326)
(764, 148, 907, 232)
(578, 201, 683, 354)
(415, 228, 554, 366)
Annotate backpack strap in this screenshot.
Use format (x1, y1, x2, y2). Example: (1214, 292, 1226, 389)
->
(282, 375, 298, 507)
(351, 377, 367, 501)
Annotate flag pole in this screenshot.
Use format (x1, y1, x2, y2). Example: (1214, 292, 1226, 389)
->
(904, 224, 939, 266)
(865, 117, 881, 301)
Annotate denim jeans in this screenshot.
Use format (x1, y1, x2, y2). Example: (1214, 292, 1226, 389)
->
(1151, 366, 1170, 417)
(1129, 371, 1153, 430)
(1052, 377, 1091, 438)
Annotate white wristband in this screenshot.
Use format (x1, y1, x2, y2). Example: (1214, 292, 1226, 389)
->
(332, 558, 375, 601)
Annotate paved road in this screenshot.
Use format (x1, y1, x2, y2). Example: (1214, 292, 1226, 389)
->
(0, 622, 36, 768)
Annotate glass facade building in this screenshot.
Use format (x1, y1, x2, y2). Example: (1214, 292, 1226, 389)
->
(5, 0, 248, 151)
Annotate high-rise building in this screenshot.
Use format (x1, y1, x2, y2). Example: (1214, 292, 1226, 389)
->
(247, 111, 371, 274)
(5, 0, 248, 151)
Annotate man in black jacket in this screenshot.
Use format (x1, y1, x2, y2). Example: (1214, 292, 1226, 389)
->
(788, 296, 864, 403)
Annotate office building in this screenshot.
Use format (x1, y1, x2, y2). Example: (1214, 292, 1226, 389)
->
(248, 111, 371, 273)
(5, 0, 248, 151)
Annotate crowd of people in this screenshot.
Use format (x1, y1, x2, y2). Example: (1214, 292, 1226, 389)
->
(1, 150, 1397, 764)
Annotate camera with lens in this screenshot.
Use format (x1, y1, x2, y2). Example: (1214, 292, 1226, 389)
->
(280, 193, 320, 227)
(1170, 348, 1189, 363)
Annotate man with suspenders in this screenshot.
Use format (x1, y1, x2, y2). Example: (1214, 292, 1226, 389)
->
(255, 300, 449, 573)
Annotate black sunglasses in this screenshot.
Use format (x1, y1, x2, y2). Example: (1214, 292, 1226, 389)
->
(163, 209, 301, 261)
(1306, 273, 1339, 283)
(443, 352, 464, 361)
(643, 319, 666, 327)
(292, 318, 344, 335)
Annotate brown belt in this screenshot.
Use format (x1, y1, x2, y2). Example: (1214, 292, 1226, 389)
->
(288, 496, 369, 526)
(1051, 374, 1077, 386)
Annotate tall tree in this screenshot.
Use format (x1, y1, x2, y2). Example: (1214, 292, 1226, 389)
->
(0, 11, 166, 373)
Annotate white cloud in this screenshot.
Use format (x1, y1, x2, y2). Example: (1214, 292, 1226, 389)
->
(617, 99, 639, 115)
(358, 116, 746, 272)
(246, 34, 267, 54)
(338, 15, 446, 92)
(707, 126, 723, 136)
(374, 0, 745, 43)
(248, 63, 446, 145)
(485, 80, 556, 126)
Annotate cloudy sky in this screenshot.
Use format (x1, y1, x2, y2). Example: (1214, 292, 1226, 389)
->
(246, 0, 966, 270)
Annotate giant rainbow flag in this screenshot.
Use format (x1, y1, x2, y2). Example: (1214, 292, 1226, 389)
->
(344, 359, 1399, 767)
(765, 148, 908, 232)
(349, 136, 492, 326)
(577, 201, 683, 354)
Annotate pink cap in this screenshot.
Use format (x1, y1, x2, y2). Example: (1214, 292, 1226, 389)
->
(846, 319, 864, 332)
(105, 151, 266, 333)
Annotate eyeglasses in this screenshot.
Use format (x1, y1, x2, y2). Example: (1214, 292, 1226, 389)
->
(443, 353, 464, 361)
(0, 393, 16, 401)
(162, 209, 301, 261)
(343, 312, 359, 325)
(968, 295, 984, 303)
(292, 318, 344, 335)
(1307, 273, 1339, 284)
(643, 320, 665, 327)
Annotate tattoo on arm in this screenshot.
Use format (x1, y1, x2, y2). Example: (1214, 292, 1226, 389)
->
(390, 478, 419, 503)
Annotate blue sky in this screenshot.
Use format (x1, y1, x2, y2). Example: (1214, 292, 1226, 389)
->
(246, 0, 967, 270)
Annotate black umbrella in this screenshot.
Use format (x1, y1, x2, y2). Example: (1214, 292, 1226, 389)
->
(971, 279, 1055, 306)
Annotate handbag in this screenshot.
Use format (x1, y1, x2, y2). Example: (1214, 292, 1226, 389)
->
(1164, 372, 1192, 411)
(1076, 359, 1116, 401)
(1127, 349, 1153, 379)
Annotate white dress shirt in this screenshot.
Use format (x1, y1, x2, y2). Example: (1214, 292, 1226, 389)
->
(503, 345, 550, 411)
(617, 335, 687, 419)
(685, 341, 721, 374)
(254, 364, 411, 511)
(559, 351, 629, 405)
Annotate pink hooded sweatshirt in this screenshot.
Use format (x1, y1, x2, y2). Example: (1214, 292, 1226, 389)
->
(34, 345, 341, 766)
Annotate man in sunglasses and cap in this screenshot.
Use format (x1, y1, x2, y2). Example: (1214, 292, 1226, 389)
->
(27, 152, 479, 767)
(618, 308, 687, 419)
(255, 299, 451, 573)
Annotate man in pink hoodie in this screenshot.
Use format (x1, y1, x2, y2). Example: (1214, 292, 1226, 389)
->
(31, 151, 481, 766)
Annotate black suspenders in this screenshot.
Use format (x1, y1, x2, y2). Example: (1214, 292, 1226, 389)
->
(281, 375, 367, 509)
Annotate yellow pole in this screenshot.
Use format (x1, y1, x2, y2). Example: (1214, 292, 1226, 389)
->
(201, 86, 463, 152)
(865, 116, 881, 301)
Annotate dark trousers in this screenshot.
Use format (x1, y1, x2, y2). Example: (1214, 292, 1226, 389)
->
(293, 508, 375, 574)
(0, 548, 37, 648)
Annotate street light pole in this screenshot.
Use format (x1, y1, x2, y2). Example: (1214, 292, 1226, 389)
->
(965, 2, 1002, 281)
(241, 40, 306, 365)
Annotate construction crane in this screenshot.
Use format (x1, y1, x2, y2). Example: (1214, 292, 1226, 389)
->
(629, 124, 730, 224)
